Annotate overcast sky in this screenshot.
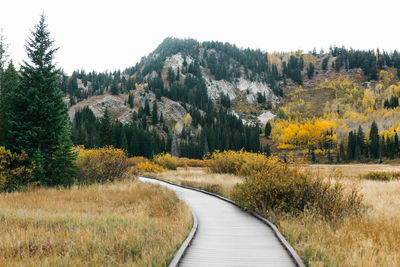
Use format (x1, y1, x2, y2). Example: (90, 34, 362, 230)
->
(1, 0, 399, 74)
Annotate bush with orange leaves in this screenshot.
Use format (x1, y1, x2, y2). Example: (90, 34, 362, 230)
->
(76, 146, 130, 184)
(232, 157, 365, 221)
(209, 150, 364, 221)
(127, 156, 166, 174)
(128, 156, 149, 167)
(208, 150, 270, 176)
(0, 146, 32, 192)
(153, 153, 179, 170)
(136, 162, 166, 173)
(177, 157, 210, 168)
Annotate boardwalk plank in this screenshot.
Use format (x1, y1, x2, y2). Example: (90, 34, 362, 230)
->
(139, 177, 297, 267)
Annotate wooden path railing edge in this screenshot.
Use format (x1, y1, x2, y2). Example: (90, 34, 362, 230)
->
(140, 176, 305, 267)
(168, 201, 198, 267)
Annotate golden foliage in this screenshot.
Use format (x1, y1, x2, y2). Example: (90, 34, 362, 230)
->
(182, 113, 192, 127)
(76, 146, 129, 184)
(177, 157, 210, 168)
(208, 150, 289, 177)
(136, 161, 166, 173)
(267, 53, 283, 73)
(0, 146, 32, 192)
(128, 156, 149, 166)
(153, 153, 179, 170)
(272, 119, 337, 149)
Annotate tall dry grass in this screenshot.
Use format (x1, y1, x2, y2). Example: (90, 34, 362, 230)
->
(152, 160, 400, 266)
(280, 179, 400, 266)
(153, 167, 241, 197)
(0, 179, 192, 266)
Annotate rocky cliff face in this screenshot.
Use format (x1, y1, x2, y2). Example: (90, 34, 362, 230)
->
(68, 90, 191, 126)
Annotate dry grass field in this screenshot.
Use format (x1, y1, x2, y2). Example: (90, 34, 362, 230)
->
(304, 163, 400, 179)
(0, 179, 192, 267)
(151, 165, 400, 266)
(153, 167, 241, 197)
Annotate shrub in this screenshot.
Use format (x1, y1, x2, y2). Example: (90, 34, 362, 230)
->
(208, 150, 244, 174)
(360, 171, 400, 181)
(136, 162, 166, 173)
(153, 153, 179, 170)
(0, 146, 32, 192)
(177, 157, 210, 168)
(76, 146, 129, 184)
(128, 156, 149, 166)
(180, 180, 222, 195)
(232, 157, 364, 221)
(209, 150, 270, 176)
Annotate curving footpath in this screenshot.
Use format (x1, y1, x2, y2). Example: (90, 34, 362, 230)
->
(139, 177, 304, 267)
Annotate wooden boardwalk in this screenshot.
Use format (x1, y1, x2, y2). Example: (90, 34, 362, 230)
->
(139, 177, 301, 267)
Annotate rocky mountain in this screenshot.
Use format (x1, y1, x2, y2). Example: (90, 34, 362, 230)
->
(66, 38, 400, 159)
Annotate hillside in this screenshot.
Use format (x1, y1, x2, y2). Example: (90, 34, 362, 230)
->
(66, 38, 400, 162)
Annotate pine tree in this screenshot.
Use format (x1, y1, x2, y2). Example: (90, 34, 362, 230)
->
(0, 29, 9, 93)
(379, 135, 384, 162)
(110, 80, 119, 95)
(0, 61, 18, 144)
(47, 121, 77, 186)
(356, 125, 365, 157)
(369, 121, 379, 158)
(347, 131, 356, 160)
(176, 67, 180, 81)
(6, 15, 76, 185)
(152, 101, 158, 124)
(311, 150, 316, 163)
(99, 109, 113, 146)
(307, 63, 314, 79)
(120, 130, 128, 152)
(141, 115, 147, 129)
(128, 93, 134, 108)
(159, 112, 164, 123)
(144, 99, 150, 115)
(264, 121, 272, 139)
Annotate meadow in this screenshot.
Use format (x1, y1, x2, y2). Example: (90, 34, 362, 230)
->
(0, 148, 193, 267)
(148, 152, 400, 267)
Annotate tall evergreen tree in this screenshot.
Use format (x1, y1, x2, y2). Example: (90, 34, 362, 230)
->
(110, 80, 119, 95)
(99, 108, 113, 146)
(369, 121, 379, 158)
(152, 101, 158, 124)
(264, 121, 272, 139)
(128, 93, 134, 108)
(347, 131, 356, 160)
(0, 61, 18, 144)
(0, 29, 9, 93)
(144, 99, 150, 115)
(47, 121, 77, 186)
(6, 15, 76, 184)
(120, 129, 128, 152)
(356, 125, 365, 158)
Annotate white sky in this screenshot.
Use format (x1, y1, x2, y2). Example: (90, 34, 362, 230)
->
(1, 0, 399, 74)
